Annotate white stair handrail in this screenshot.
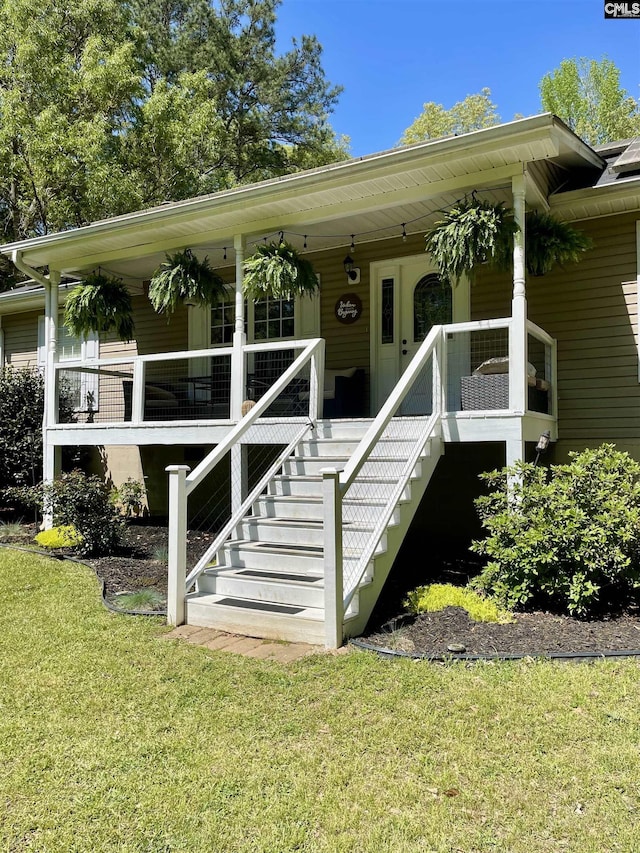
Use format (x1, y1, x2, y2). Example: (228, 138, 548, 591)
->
(185, 338, 324, 497)
(339, 325, 443, 491)
(342, 413, 441, 609)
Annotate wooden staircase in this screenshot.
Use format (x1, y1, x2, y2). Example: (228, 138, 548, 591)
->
(185, 417, 443, 644)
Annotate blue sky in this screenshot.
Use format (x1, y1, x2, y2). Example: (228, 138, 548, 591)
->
(276, 0, 640, 156)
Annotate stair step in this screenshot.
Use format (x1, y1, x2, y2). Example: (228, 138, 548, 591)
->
(197, 565, 326, 607)
(253, 494, 403, 522)
(282, 456, 422, 477)
(234, 568, 321, 582)
(186, 592, 328, 643)
(312, 419, 372, 440)
(237, 516, 391, 548)
(218, 541, 324, 572)
(237, 517, 325, 546)
(212, 539, 383, 574)
(269, 474, 415, 499)
(295, 439, 361, 457)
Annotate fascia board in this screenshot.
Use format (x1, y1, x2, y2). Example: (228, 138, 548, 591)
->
(549, 178, 640, 220)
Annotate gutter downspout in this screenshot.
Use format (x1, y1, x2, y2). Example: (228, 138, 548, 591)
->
(11, 251, 60, 527)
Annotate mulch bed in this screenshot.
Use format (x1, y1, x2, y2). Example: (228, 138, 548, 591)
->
(0, 522, 214, 610)
(361, 606, 640, 658)
(4, 523, 640, 655)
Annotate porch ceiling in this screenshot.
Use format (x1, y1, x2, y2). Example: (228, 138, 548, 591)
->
(2, 114, 603, 282)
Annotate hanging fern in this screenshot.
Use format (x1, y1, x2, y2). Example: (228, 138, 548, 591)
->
(64, 273, 134, 342)
(149, 249, 226, 316)
(523, 211, 593, 276)
(425, 199, 519, 284)
(243, 241, 319, 300)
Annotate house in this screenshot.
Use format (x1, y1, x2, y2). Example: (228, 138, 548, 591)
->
(1, 114, 639, 647)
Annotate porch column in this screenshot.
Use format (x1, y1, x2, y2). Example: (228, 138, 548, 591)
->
(231, 234, 247, 420)
(506, 437, 526, 469)
(231, 235, 248, 514)
(43, 271, 61, 528)
(166, 464, 190, 626)
(509, 173, 528, 419)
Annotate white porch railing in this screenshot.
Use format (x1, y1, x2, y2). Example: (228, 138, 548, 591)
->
(52, 338, 324, 426)
(165, 337, 325, 624)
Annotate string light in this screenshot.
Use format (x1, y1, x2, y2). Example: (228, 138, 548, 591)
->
(176, 184, 511, 259)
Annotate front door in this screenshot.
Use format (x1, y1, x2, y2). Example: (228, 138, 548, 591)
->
(371, 255, 467, 414)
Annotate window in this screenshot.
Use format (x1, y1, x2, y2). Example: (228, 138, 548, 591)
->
(253, 296, 295, 341)
(381, 277, 394, 344)
(38, 317, 99, 411)
(211, 294, 245, 344)
(413, 274, 451, 342)
(210, 294, 296, 346)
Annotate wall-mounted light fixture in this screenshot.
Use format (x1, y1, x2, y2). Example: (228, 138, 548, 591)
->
(343, 255, 361, 285)
(534, 430, 551, 466)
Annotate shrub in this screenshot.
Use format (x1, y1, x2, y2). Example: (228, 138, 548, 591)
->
(0, 367, 75, 497)
(37, 471, 123, 556)
(35, 525, 83, 549)
(404, 583, 513, 623)
(111, 478, 147, 518)
(0, 367, 45, 492)
(471, 445, 640, 617)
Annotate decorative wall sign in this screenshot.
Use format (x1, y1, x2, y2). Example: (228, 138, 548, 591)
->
(335, 292, 362, 324)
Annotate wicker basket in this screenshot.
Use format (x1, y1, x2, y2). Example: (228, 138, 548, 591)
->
(460, 374, 509, 410)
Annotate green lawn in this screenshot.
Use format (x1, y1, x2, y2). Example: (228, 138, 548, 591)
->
(1, 549, 639, 852)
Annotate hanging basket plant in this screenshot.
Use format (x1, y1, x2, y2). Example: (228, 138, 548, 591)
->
(522, 211, 593, 276)
(149, 249, 226, 316)
(243, 240, 319, 300)
(64, 273, 134, 342)
(425, 198, 519, 284)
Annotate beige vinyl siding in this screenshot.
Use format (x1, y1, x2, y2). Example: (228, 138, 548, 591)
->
(474, 211, 640, 452)
(98, 294, 188, 359)
(2, 309, 40, 368)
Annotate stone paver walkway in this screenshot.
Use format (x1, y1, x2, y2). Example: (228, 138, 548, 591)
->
(162, 624, 329, 662)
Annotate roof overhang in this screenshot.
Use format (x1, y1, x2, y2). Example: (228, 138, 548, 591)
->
(1, 113, 605, 281)
(549, 176, 640, 221)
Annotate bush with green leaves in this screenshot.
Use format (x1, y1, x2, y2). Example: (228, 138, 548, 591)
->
(112, 478, 147, 518)
(26, 471, 123, 557)
(0, 367, 77, 497)
(471, 444, 640, 617)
